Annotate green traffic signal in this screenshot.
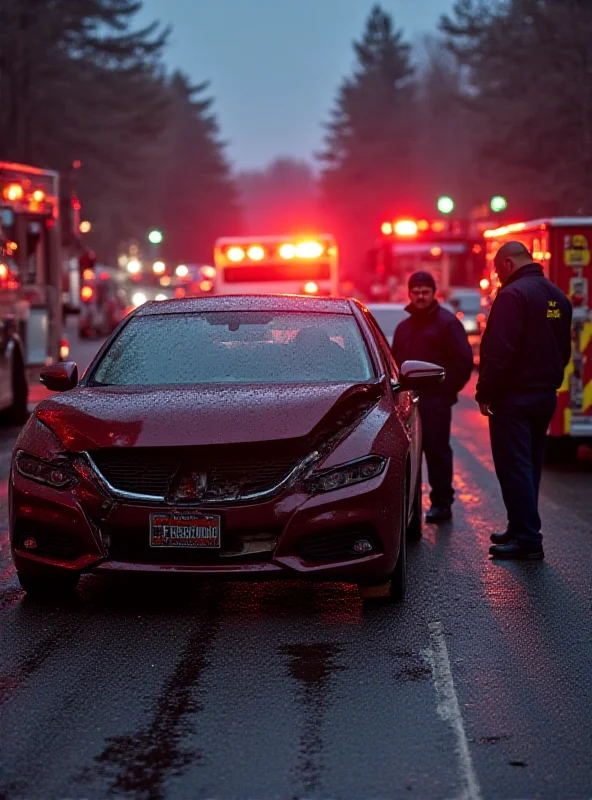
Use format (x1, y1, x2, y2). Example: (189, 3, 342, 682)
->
(437, 196, 455, 214)
(490, 196, 508, 213)
(148, 229, 163, 244)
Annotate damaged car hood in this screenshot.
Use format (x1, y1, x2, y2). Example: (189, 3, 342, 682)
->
(35, 382, 383, 452)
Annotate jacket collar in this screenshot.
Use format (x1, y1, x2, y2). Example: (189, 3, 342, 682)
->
(405, 300, 440, 318)
(503, 262, 544, 288)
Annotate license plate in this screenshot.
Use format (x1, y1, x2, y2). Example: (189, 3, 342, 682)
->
(149, 512, 221, 549)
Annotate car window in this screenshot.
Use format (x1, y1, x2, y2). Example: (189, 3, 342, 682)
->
(91, 311, 375, 386)
(364, 314, 397, 375)
(368, 308, 408, 341)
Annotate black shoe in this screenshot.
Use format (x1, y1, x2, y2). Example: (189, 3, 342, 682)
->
(426, 505, 452, 523)
(489, 541, 544, 560)
(490, 530, 512, 545)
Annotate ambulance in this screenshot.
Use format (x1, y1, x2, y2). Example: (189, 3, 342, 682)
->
(483, 219, 592, 459)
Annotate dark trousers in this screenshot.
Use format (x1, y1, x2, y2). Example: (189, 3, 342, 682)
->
(489, 392, 557, 545)
(419, 396, 454, 508)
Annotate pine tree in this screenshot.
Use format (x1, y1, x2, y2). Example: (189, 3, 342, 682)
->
(237, 159, 321, 235)
(319, 5, 415, 280)
(0, 0, 170, 258)
(153, 73, 241, 265)
(440, 0, 592, 215)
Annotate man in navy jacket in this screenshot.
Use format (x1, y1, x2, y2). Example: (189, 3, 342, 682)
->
(477, 241, 572, 560)
(392, 271, 474, 523)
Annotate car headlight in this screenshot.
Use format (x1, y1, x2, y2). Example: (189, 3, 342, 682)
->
(462, 317, 478, 333)
(15, 451, 75, 489)
(305, 456, 387, 493)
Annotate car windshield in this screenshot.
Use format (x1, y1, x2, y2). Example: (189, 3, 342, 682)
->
(91, 311, 374, 385)
(369, 308, 408, 340)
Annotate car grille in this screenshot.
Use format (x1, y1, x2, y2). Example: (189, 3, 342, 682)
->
(89, 445, 304, 500)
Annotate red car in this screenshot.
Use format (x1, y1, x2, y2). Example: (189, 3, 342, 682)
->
(10, 295, 444, 601)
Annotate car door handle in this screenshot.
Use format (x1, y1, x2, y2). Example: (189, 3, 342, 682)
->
(411, 395, 420, 405)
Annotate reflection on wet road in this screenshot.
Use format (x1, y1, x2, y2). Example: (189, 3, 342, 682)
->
(0, 376, 591, 798)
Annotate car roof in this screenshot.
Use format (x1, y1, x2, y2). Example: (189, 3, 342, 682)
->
(134, 294, 355, 316)
(366, 302, 407, 310)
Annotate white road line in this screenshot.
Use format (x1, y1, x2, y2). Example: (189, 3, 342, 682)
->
(424, 621, 483, 800)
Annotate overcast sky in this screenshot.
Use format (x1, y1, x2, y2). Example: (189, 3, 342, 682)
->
(137, 0, 454, 170)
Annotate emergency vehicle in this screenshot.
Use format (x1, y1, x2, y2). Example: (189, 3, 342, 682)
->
(369, 217, 490, 302)
(213, 235, 339, 296)
(0, 162, 70, 419)
(483, 218, 592, 458)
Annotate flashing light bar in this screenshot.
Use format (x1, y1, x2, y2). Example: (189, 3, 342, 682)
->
(223, 240, 326, 263)
(394, 220, 418, 237)
(483, 222, 526, 239)
(3, 183, 24, 202)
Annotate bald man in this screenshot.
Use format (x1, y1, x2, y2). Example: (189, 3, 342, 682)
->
(476, 241, 572, 560)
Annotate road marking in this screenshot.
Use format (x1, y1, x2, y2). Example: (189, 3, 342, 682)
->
(424, 621, 483, 800)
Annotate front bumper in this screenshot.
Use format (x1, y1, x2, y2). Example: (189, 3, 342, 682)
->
(10, 459, 403, 584)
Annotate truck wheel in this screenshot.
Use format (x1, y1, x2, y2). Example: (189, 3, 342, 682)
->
(545, 437, 579, 464)
(17, 571, 80, 597)
(9, 344, 29, 424)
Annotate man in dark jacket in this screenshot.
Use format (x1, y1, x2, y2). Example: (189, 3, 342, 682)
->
(392, 271, 474, 523)
(476, 241, 572, 560)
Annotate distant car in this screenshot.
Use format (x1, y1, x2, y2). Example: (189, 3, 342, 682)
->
(10, 294, 445, 602)
(366, 303, 409, 347)
(447, 288, 482, 335)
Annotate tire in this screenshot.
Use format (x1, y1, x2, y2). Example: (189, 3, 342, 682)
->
(389, 493, 407, 602)
(17, 571, 80, 597)
(8, 343, 29, 425)
(407, 468, 422, 542)
(361, 488, 407, 605)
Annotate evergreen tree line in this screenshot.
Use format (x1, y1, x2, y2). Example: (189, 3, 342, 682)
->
(2, 1, 589, 277)
(321, 0, 592, 281)
(0, 0, 239, 264)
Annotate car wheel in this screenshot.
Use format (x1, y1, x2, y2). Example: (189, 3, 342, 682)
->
(359, 488, 407, 604)
(407, 469, 422, 541)
(17, 571, 80, 597)
(389, 493, 407, 602)
(9, 343, 29, 425)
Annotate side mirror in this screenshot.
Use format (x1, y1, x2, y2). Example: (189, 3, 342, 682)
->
(393, 360, 446, 392)
(40, 362, 79, 392)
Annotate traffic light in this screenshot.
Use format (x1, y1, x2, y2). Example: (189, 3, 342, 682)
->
(490, 195, 508, 213)
(437, 196, 455, 214)
(148, 229, 163, 245)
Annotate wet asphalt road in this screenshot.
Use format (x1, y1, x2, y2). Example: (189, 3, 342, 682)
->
(0, 326, 591, 800)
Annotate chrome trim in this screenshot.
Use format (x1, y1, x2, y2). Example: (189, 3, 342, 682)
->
(82, 450, 322, 506)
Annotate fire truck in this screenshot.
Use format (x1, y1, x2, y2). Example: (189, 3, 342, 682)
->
(0, 162, 72, 419)
(368, 217, 492, 302)
(482, 218, 592, 459)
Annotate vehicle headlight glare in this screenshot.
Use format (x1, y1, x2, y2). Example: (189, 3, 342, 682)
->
(16, 451, 75, 489)
(306, 456, 387, 494)
(132, 292, 147, 307)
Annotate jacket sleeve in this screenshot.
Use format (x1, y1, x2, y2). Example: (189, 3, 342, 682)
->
(442, 317, 474, 395)
(476, 291, 525, 404)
